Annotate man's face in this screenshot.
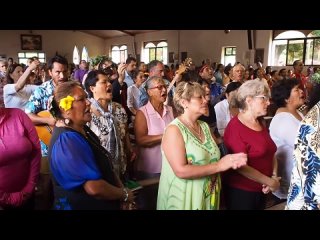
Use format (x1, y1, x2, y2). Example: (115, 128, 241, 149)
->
(199, 66, 213, 81)
(49, 62, 69, 86)
(233, 66, 244, 81)
(295, 61, 304, 72)
(150, 63, 164, 77)
(126, 60, 137, 72)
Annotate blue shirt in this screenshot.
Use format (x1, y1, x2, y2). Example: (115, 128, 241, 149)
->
(124, 71, 134, 87)
(50, 131, 101, 190)
(25, 80, 55, 156)
(25, 80, 55, 114)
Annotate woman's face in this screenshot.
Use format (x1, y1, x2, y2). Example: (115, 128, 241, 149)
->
(135, 71, 147, 86)
(186, 93, 209, 116)
(287, 85, 305, 109)
(244, 70, 250, 80)
(9, 66, 23, 82)
(248, 94, 270, 117)
(147, 80, 167, 103)
(139, 63, 147, 72)
(91, 74, 112, 101)
(201, 83, 211, 102)
(67, 87, 91, 125)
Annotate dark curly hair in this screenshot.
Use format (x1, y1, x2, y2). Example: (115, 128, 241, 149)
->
(271, 78, 299, 108)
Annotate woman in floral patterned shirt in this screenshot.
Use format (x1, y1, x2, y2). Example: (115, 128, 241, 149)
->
(85, 70, 134, 181)
(286, 94, 320, 210)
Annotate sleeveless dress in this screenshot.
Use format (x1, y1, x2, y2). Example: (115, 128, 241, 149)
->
(157, 118, 221, 210)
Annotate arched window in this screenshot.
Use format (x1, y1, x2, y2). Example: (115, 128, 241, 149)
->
(81, 46, 89, 62)
(271, 30, 320, 66)
(143, 41, 168, 64)
(73, 46, 80, 65)
(111, 45, 127, 64)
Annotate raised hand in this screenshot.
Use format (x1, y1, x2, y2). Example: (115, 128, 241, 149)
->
(117, 63, 127, 84)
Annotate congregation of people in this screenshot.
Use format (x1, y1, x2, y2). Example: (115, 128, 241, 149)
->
(1, 54, 320, 210)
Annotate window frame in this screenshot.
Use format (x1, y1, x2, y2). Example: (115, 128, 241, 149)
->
(18, 52, 46, 65)
(111, 45, 127, 64)
(223, 46, 236, 66)
(224, 47, 236, 56)
(272, 31, 320, 66)
(73, 45, 80, 65)
(81, 46, 89, 62)
(143, 40, 168, 64)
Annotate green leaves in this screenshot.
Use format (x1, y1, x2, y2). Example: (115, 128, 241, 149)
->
(89, 55, 111, 67)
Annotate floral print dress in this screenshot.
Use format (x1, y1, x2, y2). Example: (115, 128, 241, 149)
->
(286, 101, 320, 210)
(88, 100, 128, 178)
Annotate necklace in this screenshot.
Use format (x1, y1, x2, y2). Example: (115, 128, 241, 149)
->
(180, 117, 203, 141)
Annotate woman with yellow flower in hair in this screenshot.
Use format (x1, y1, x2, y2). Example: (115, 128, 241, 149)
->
(157, 82, 247, 210)
(48, 81, 134, 210)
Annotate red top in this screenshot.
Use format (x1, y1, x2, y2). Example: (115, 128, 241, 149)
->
(0, 108, 41, 207)
(223, 116, 277, 192)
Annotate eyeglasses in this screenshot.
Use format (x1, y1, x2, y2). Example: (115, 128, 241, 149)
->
(149, 85, 166, 91)
(192, 95, 206, 101)
(254, 95, 270, 102)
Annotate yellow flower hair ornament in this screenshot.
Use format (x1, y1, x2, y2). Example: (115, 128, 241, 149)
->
(59, 95, 75, 111)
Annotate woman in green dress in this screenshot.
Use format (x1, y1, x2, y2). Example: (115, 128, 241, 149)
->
(157, 82, 247, 210)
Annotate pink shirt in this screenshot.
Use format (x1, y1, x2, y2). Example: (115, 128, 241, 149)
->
(137, 101, 174, 173)
(0, 108, 41, 207)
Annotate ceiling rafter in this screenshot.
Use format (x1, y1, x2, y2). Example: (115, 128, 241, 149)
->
(117, 30, 134, 36)
(79, 30, 156, 39)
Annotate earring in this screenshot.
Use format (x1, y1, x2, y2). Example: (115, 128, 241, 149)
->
(64, 118, 70, 126)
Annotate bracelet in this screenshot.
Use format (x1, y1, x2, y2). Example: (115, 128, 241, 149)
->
(123, 188, 129, 202)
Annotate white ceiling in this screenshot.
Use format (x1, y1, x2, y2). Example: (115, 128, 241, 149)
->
(79, 30, 157, 39)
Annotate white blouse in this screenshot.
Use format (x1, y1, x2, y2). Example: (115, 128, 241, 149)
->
(269, 111, 303, 199)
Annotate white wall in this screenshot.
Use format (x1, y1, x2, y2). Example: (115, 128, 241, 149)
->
(0, 30, 276, 68)
(0, 30, 105, 63)
(179, 30, 248, 66)
(255, 30, 273, 66)
(104, 35, 134, 56)
(104, 30, 273, 67)
(104, 30, 179, 62)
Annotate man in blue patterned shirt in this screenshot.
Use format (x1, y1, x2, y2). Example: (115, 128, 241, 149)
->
(25, 55, 69, 122)
(25, 55, 69, 155)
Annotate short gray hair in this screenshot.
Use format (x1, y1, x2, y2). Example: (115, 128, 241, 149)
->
(236, 79, 270, 110)
(145, 76, 164, 90)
